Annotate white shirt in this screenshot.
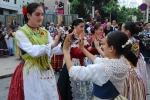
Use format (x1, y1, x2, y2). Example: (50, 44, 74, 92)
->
(56, 27, 64, 33)
(69, 56, 131, 93)
(64, 30, 69, 34)
(87, 27, 91, 33)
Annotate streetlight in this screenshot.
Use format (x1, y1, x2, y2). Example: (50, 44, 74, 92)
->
(92, 0, 95, 19)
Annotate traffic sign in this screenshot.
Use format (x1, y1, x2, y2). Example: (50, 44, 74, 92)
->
(140, 3, 148, 11)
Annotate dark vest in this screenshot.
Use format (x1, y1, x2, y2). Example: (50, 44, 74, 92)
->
(92, 80, 119, 99)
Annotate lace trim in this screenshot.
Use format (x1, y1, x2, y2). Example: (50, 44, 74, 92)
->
(69, 37, 91, 99)
(71, 37, 89, 48)
(94, 56, 131, 93)
(70, 58, 92, 100)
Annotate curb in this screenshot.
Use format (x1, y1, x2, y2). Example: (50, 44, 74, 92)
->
(0, 73, 13, 79)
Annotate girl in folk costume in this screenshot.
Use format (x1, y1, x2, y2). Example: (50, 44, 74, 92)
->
(63, 31, 131, 100)
(121, 22, 148, 100)
(7, 26, 15, 56)
(88, 23, 104, 46)
(57, 19, 99, 100)
(8, 3, 62, 100)
(87, 23, 104, 64)
(51, 29, 64, 73)
(0, 29, 9, 57)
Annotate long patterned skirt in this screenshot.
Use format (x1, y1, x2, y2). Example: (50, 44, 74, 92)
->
(51, 55, 64, 72)
(8, 61, 24, 100)
(0, 38, 9, 56)
(123, 68, 146, 100)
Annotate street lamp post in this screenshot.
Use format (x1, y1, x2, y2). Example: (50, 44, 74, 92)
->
(92, 0, 95, 19)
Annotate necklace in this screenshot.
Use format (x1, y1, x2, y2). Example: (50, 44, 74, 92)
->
(27, 24, 38, 29)
(26, 24, 42, 37)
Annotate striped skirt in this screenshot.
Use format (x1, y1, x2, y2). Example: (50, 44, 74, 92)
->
(123, 68, 146, 100)
(51, 55, 64, 70)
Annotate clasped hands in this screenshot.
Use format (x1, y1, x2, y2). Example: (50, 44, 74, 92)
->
(63, 30, 103, 53)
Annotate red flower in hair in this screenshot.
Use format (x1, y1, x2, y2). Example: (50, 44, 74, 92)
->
(41, 32, 44, 36)
(22, 7, 27, 15)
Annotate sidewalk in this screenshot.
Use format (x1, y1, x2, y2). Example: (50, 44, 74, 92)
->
(0, 56, 21, 79)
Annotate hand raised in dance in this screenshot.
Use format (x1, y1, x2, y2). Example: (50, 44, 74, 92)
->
(63, 33, 73, 52)
(79, 32, 85, 50)
(94, 39, 100, 49)
(52, 29, 63, 49)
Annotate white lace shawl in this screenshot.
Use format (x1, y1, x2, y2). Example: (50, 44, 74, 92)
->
(94, 56, 131, 93)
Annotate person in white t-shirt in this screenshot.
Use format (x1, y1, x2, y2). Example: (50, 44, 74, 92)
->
(56, 24, 64, 33)
(64, 26, 69, 34)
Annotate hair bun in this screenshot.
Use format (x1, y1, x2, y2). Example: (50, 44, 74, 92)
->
(122, 43, 132, 55)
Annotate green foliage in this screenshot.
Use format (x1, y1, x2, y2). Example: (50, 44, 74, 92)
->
(70, 0, 80, 14)
(117, 6, 143, 22)
(101, 0, 119, 22)
(102, 0, 119, 14)
(70, 0, 92, 18)
(69, 0, 142, 22)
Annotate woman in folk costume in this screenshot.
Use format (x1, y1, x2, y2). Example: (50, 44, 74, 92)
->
(8, 3, 63, 100)
(7, 26, 15, 56)
(57, 19, 99, 100)
(51, 29, 64, 73)
(87, 23, 104, 63)
(0, 29, 9, 57)
(88, 23, 104, 44)
(121, 22, 148, 100)
(63, 31, 131, 100)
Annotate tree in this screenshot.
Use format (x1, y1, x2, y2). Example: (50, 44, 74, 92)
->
(70, 0, 92, 18)
(70, 0, 80, 14)
(69, 0, 118, 21)
(117, 6, 128, 22)
(102, 0, 119, 22)
(117, 6, 143, 22)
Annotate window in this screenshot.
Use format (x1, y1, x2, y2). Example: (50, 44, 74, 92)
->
(3, 0, 9, 2)
(14, 0, 16, 4)
(0, 9, 3, 15)
(9, 10, 13, 14)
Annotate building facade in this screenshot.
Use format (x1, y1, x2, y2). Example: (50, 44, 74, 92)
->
(34, 0, 70, 15)
(0, 0, 70, 15)
(0, 0, 34, 15)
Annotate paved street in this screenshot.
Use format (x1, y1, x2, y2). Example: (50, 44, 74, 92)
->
(0, 56, 20, 78)
(0, 56, 150, 100)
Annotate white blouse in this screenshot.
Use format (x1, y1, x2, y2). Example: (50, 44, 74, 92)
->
(69, 56, 131, 93)
(15, 30, 63, 58)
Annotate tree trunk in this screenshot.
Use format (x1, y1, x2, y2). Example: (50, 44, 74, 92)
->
(109, 13, 111, 23)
